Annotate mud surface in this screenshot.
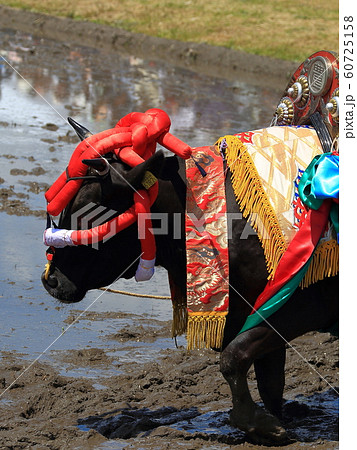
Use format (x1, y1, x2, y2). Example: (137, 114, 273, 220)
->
(0, 331, 338, 449)
(0, 9, 338, 450)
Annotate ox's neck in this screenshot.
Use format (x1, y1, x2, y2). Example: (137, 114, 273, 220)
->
(151, 156, 187, 290)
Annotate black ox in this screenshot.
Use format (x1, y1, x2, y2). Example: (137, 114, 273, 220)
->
(41, 143, 338, 445)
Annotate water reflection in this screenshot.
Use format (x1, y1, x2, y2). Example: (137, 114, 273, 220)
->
(1, 28, 280, 147)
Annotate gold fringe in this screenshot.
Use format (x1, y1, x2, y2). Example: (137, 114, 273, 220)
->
(171, 300, 188, 338)
(186, 313, 227, 350)
(221, 136, 287, 278)
(300, 239, 339, 288)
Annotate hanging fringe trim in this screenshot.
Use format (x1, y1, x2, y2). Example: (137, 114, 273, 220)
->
(220, 134, 338, 287)
(171, 300, 188, 338)
(168, 272, 188, 338)
(186, 312, 227, 351)
(300, 238, 339, 288)
(220, 135, 287, 278)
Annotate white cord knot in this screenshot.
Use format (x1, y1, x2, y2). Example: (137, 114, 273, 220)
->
(135, 257, 155, 282)
(43, 228, 75, 248)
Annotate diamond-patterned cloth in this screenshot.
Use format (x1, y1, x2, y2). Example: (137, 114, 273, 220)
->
(220, 125, 338, 283)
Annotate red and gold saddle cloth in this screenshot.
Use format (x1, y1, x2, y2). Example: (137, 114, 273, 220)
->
(185, 145, 229, 350)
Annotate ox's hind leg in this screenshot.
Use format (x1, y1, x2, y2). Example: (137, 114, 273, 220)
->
(254, 347, 286, 419)
(220, 327, 289, 445)
(220, 278, 338, 444)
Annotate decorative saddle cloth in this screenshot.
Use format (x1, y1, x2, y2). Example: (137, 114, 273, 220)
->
(182, 126, 338, 350)
(185, 145, 229, 350)
(219, 126, 338, 286)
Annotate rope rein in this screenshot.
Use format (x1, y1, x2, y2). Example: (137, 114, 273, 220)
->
(98, 287, 171, 299)
(44, 263, 171, 299)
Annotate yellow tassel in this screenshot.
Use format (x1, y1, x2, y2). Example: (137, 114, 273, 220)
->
(220, 136, 287, 278)
(186, 314, 227, 350)
(300, 239, 339, 288)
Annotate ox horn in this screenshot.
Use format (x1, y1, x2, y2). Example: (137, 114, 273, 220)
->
(68, 117, 93, 141)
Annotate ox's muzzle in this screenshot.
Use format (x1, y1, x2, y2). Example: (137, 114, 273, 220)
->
(41, 264, 86, 303)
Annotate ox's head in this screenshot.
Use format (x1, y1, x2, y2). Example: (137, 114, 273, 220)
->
(41, 128, 165, 303)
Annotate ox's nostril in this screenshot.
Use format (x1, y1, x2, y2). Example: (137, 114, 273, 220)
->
(46, 275, 58, 288)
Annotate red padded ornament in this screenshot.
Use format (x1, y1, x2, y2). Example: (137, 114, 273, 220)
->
(115, 108, 192, 167)
(45, 109, 192, 216)
(45, 109, 192, 264)
(71, 205, 137, 245)
(46, 128, 132, 216)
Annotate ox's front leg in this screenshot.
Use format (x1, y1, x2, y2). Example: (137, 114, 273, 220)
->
(220, 328, 288, 445)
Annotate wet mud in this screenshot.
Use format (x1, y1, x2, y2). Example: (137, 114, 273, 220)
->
(0, 9, 338, 450)
(0, 329, 338, 450)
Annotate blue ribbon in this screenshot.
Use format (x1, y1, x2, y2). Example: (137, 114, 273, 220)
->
(299, 152, 339, 240)
(299, 153, 339, 205)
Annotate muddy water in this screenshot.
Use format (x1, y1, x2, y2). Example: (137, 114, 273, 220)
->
(0, 28, 338, 449)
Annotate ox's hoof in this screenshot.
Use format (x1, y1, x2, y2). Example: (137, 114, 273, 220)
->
(230, 407, 290, 446)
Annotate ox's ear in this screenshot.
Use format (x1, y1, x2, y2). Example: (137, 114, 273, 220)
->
(124, 150, 165, 189)
(82, 158, 109, 174)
